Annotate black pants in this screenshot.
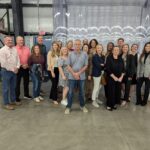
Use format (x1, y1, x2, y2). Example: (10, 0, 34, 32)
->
(16, 67, 30, 101)
(136, 77, 150, 104)
(107, 77, 121, 108)
(49, 68, 59, 101)
(123, 76, 132, 101)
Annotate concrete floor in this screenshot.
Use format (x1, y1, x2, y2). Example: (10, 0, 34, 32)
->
(0, 81, 150, 150)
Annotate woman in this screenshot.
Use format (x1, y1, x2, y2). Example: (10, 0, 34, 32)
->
(89, 39, 98, 55)
(106, 46, 125, 111)
(136, 42, 150, 106)
(83, 44, 92, 102)
(28, 45, 45, 102)
(92, 44, 105, 108)
(47, 41, 60, 105)
(67, 40, 74, 52)
(58, 47, 69, 106)
(104, 42, 114, 99)
(121, 44, 135, 106)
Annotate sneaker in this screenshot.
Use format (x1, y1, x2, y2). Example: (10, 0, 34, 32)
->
(53, 101, 59, 105)
(64, 108, 71, 115)
(24, 95, 32, 100)
(121, 101, 127, 107)
(61, 99, 67, 106)
(80, 106, 88, 113)
(92, 101, 100, 108)
(96, 99, 103, 105)
(106, 106, 112, 111)
(4, 104, 15, 110)
(34, 97, 40, 103)
(38, 96, 44, 101)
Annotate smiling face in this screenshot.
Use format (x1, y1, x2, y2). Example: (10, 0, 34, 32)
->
(4, 36, 13, 48)
(83, 45, 89, 53)
(52, 43, 59, 51)
(122, 44, 129, 54)
(33, 45, 40, 55)
(37, 36, 43, 45)
(16, 36, 24, 47)
(96, 44, 103, 55)
(113, 46, 120, 56)
(145, 43, 150, 53)
(61, 47, 68, 56)
(74, 40, 81, 51)
(131, 44, 138, 53)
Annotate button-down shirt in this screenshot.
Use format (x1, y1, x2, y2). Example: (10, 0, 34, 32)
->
(0, 45, 20, 71)
(16, 45, 30, 65)
(67, 50, 88, 80)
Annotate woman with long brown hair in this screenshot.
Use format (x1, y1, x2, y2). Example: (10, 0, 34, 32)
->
(136, 42, 150, 106)
(47, 41, 60, 105)
(28, 45, 45, 102)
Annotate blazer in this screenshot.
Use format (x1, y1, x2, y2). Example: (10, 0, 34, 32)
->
(92, 54, 104, 77)
(137, 54, 150, 78)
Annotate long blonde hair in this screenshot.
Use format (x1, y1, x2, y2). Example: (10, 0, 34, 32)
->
(60, 47, 69, 57)
(50, 41, 60, 57)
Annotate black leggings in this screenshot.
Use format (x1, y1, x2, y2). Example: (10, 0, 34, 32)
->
(49, 68, 59, 101)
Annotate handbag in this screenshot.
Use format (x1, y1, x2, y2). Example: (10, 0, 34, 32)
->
(100, 72, 107, 85)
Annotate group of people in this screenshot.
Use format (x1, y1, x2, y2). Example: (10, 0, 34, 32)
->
(0, 35, 150, 115)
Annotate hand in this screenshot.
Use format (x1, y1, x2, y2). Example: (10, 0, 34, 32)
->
(13, 67, 18, 74)
(73, 72, 80, 80)
(62, 75, 67, 80)
(88, 76, 92, 80)
(22, 64, 28, 69)
(101, 64, 104, 67)
(128, 77, 132, 80)
(51, 72, 55, 78)
(113, 76, 118, 81)
(118, 76, 123, 82)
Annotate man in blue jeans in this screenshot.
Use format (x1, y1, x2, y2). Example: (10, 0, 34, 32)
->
(0, 36, 20, 110)
(65, 39, 88, 114)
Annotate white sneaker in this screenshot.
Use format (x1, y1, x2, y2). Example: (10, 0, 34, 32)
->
(64, 108, 71, 115)
(80, 106, 88, 113)
(34, 97, 40, 103)
(61, 99, 67, 106)
(92, 101, 100, 108)
(38, 96, 44, 101)
(121, 101, 127, 107)
(96, 99, 103, 105)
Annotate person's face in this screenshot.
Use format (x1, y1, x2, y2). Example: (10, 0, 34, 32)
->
(118, 39, 124, 47)
(53, 43, 59, 51)
(37, 36, 43, 44)
(83, 39, 88, 45)
(34, 46, 40, 54)
(16, 37, 24, 47)
(113, 47, 120, 56)
(96, 45, 102, 54)
(122, 45, 129, 54)
(62, 47, 68, 55)
(108, 43, 113, 51)
(91, 40, 96, 48)
(4, 37, 13, 47)
(131, 45, 138, 53)
(67, 41, 73, 49)
(145, 44, 150, 53)
(83, 45, 89, 53)
(74, 41, 81, 51)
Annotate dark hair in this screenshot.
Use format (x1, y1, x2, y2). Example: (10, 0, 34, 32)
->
(31, 44, 41, 55)
(122, 44, 129, 54)
(117, 38, 124, 42)
(89, 39, 98, 49)
(139, 42, 150, 63)
(131, 44, 138, 50)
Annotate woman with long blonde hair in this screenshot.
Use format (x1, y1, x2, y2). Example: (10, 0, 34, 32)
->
(47, 41, 60, 105)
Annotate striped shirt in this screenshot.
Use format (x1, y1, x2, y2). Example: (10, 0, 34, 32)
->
(0, 45, 20, 71)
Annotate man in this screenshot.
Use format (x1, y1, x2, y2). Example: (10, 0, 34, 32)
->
(15, 36, 31, 103)
(65, 39, 89, 114)
(117, 38, 124, 54)
(0, 36, 20, 110)
(83, 39, 89, 45)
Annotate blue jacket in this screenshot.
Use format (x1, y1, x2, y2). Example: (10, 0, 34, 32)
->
(92, 54, 104, 77)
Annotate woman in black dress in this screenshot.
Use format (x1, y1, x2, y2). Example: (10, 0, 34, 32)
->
(106, 46, 125, 111)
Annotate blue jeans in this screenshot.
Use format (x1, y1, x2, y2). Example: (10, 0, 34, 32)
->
(30, 73, 41, 98)
(67, 80, 85, 108)
(1, 68, 16, 105)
